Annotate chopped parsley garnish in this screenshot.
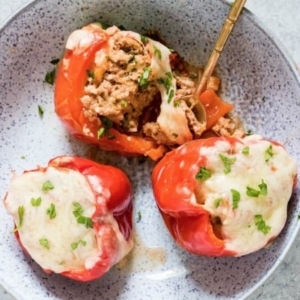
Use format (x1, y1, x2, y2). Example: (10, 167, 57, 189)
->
(120, 100, 128, 107)
(50, 58, 60, 65)
(298, 214, 300, 220)
(72, 202, 93, 229)
(265, 145, 275, 162)
(231, 189, 241, 209)
(97, 116, 114, 139)
(77, 216, 93, 228)
(195, 167, 211, 181)
(138, 67, 151, 89)
(46, 203, 56, 219)
(45, 69, 56, 85)
(154, 46, 162, 59)
(174, 100, 181, 107)
(42, 180, 54, 191)
(38, 105, 44, 117)
(172, 132, 178, 138)
(214, 198, 223, 208)
(31, 197, 42, 207)
(246, 179, 268, 197)
(20, 155, 25, 159)
(168, 89, 175, 103)
(87, 70, 95, 80)
(254, 215, 271, 235)
(245, 129, 253, 136)
(242, 146, 249, 155)
(219, 154, 236, 174)
(73, 202, 84, 218)
(157, 72, 173, 94)
(140, 35, 149, 44)
(137, 211, 142, 223)
(39, 238, 50, 249)
(16, 206, 25, 230)
(71, 240, 86, 250)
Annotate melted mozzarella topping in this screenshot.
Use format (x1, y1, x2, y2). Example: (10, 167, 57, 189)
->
(149, 40, 192, 144)
(4, 167, 132, 273)
(197, 135, 297, 256)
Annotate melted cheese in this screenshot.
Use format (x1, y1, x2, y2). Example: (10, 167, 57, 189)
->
(197, 135, 297, 256)
(149, 40, 192, 144)
(4, 166, 132, 273)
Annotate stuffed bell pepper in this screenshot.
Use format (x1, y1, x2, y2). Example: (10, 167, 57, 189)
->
(152, 135, 297, 257)
(54, 23, 237, 160)
(3, 156, 133, 281)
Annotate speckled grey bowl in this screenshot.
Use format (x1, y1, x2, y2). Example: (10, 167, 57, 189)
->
(0, 0, 300, 299)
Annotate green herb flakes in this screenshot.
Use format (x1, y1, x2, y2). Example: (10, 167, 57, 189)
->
(242, 146, 249, 155)
(168, 89, 175, 103)
(72, 202, 84, 218)
(214, 198, 223, 208)
(42, 180, 54, 191)
(45, 69, 56, 85)
(254, 215, 271, 235)
(87, 70, 95, 80)
(157, 72, 173, 94)
(219, 154, 236, 174)
(72, 202, 93, 229)
(246, 179, 268, 197)
(265, 145, 274, 162)
(195, 167, 211, 181)
(38, 105, 44, 117)
(137, 211, 142, 223)
(77, 216, 93, 228)
(174, 100, 181, 107)
(46, 203, 56, 219)
(138, 67, 151, 89)
(140, 35, 149, 44)
(231, 189, 241, 209)
(120, 100, 128, 107)
(31, 197, 42, 207)
(154, 46, 162, 59)
(39, 238, 50, 249)
(71, 240, 87, 250)
(245, 129, 253, 136)
(17, 206, 25, 229)
(97, 116, 114, 139)
(50, 58, 60, 65)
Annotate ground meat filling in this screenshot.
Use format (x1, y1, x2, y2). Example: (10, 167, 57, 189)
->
(81, 28, 159, 133)
(80, 26, 243, 146)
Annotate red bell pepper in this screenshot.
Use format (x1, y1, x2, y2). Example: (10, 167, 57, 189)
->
(152, 136, 297, 257)
(54, 24, 166, 161)
(4, 156, 133, 281)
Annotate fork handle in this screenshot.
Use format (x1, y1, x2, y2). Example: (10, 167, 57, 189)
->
(195, 0, 247, 96)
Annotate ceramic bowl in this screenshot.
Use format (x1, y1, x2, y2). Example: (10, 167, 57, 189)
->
(0, 0, 300, 299)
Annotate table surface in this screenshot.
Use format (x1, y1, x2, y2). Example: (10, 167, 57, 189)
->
(0, 0, 299, 299)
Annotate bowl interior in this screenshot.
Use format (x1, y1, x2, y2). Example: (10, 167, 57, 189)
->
(0, 0, 300, 299)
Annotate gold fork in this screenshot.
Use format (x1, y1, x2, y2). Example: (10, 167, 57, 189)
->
(195, 0, 247, 97)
